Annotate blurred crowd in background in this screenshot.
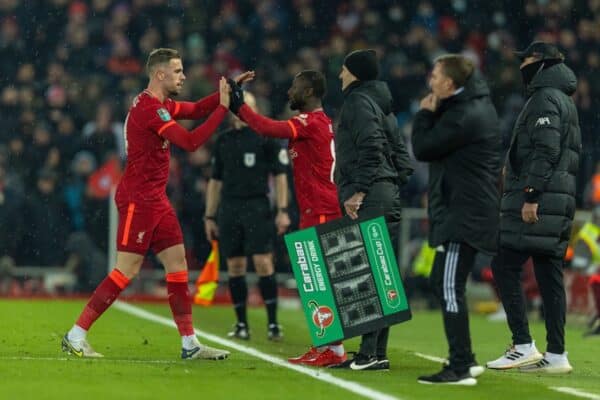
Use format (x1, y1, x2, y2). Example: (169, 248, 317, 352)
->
(1, 0, 600, 291)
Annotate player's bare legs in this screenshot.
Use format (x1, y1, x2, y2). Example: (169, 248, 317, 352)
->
(253, 253, 282, 340)
(157, 244, 229, 360)
(63, 251, 143, 357)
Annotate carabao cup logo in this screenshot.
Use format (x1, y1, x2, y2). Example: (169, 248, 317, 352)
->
(308, 300, 333, 337)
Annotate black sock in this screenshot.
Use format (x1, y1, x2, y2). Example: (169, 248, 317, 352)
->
(258, 274, 278, 325)
(228, 276, 248, 325)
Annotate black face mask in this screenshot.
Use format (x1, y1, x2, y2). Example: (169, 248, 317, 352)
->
(520, 60, 545, 86)
(520, 58, 563, 86)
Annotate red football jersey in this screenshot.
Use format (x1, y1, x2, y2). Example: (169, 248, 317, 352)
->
(286, 110, 340, 217)
(116, 90, 179, 204)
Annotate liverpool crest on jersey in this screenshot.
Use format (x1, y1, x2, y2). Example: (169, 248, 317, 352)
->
(157, 108, 171, 122)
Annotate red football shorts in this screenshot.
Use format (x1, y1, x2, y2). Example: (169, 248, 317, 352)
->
(116, 201, 184, 255)
(299, 211, 342, 230)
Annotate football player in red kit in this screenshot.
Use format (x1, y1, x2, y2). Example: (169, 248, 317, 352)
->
(229, 70, 347, 367)
(62, 48, 252, 360)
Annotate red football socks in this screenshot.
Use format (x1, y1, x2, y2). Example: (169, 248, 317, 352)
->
(166, 270, 194, 336)
(76, 268, 130, 330)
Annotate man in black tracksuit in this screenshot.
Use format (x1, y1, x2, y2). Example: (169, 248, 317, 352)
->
(333, 49, 413, 371)
(487, 42, 581, 374)
(411, 55, 502, 385)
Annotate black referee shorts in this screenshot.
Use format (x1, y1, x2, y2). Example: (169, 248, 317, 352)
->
(218, 197, 274, 258)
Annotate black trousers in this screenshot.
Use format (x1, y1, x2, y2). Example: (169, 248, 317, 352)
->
(429, 242, 477, 372)
(492, 246, 566, 354)
(355, 181, 402, 357)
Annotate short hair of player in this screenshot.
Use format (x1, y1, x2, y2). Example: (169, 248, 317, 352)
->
(146, 48, 181, 76)
(434, 54, 474, 88)
(297, 70, 327, 99)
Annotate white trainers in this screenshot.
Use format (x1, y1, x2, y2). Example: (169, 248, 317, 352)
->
(469, 364, 485, 377)
(182, 345, 230, 360)
(61, 333, 104, 358)
(486, 342, 543, 369)
(519, 352, 573, 374)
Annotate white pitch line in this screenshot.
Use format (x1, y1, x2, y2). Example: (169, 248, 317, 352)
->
(113, 301, 400, 400)
(413, 352, 447, 364)
(0, 356, 179, 364)
(549, 387, 600, 400)
(413, 352, 600, 400)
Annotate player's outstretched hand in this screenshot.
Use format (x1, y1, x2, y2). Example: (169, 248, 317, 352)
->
(227, 78, 244, 114)
(219, 77, 231, 108)
(233, 70, 255, 85)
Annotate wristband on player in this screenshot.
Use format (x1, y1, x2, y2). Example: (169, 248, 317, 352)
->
(277, 207, 289, 213)
(204, 215, 216, 221)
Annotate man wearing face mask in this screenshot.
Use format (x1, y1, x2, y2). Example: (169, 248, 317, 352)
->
(487, 42, 581, 373)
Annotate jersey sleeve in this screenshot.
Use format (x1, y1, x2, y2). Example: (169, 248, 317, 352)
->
(142, 100, 228, 151)
(171, 92, 220, 120)
(287, 114, 313, 140)
(143, 101, 178, 136)
(265, 138, 289, 176)
(238, 104, 294, 138)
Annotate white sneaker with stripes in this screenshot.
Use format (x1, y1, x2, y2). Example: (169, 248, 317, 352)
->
(486, 342, 543, 370)
(519, 352, 573, 374)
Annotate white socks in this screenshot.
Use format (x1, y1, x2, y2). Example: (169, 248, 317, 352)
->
(182, 334, 201, 350)
(515, 342, 538, 354)
(328, 344, 345, 356)
(68, 325, 87, 342)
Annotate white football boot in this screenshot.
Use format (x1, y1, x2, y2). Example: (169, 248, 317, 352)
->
(61, 333, 104, 358)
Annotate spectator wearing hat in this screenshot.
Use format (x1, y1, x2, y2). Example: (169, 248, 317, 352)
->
(331, 49, 413, 371)
(487, 41, 581, 374)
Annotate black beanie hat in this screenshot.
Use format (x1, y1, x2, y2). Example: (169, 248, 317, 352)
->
(344, 49, 379, 81)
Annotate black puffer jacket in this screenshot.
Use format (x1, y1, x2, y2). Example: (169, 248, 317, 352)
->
(412, 71, 502, 255)
(334, 80, 413, 203)
(500, 63, 581, 258)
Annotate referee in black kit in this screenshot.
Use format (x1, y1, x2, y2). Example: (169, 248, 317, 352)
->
(204, 92, 291, 341)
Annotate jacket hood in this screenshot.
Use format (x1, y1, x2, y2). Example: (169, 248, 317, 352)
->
(461, 69, 490, 99)
(344, 80, 394, 114)
(527, 62, 577, 96)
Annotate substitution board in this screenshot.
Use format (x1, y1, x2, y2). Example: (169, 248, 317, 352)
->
(284, 214, 411, 346)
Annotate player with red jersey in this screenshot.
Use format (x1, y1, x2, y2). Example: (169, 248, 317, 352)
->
(229, 70, 347, 366)
(62, 48, 252, 360)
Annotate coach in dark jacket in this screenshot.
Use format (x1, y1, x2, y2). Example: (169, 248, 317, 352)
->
(487, 42, 581, 374)
(333, 49, 413, 371)
(412, 55, 501, 385)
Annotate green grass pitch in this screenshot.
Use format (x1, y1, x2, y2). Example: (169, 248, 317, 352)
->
(1, 299, 599, 400)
